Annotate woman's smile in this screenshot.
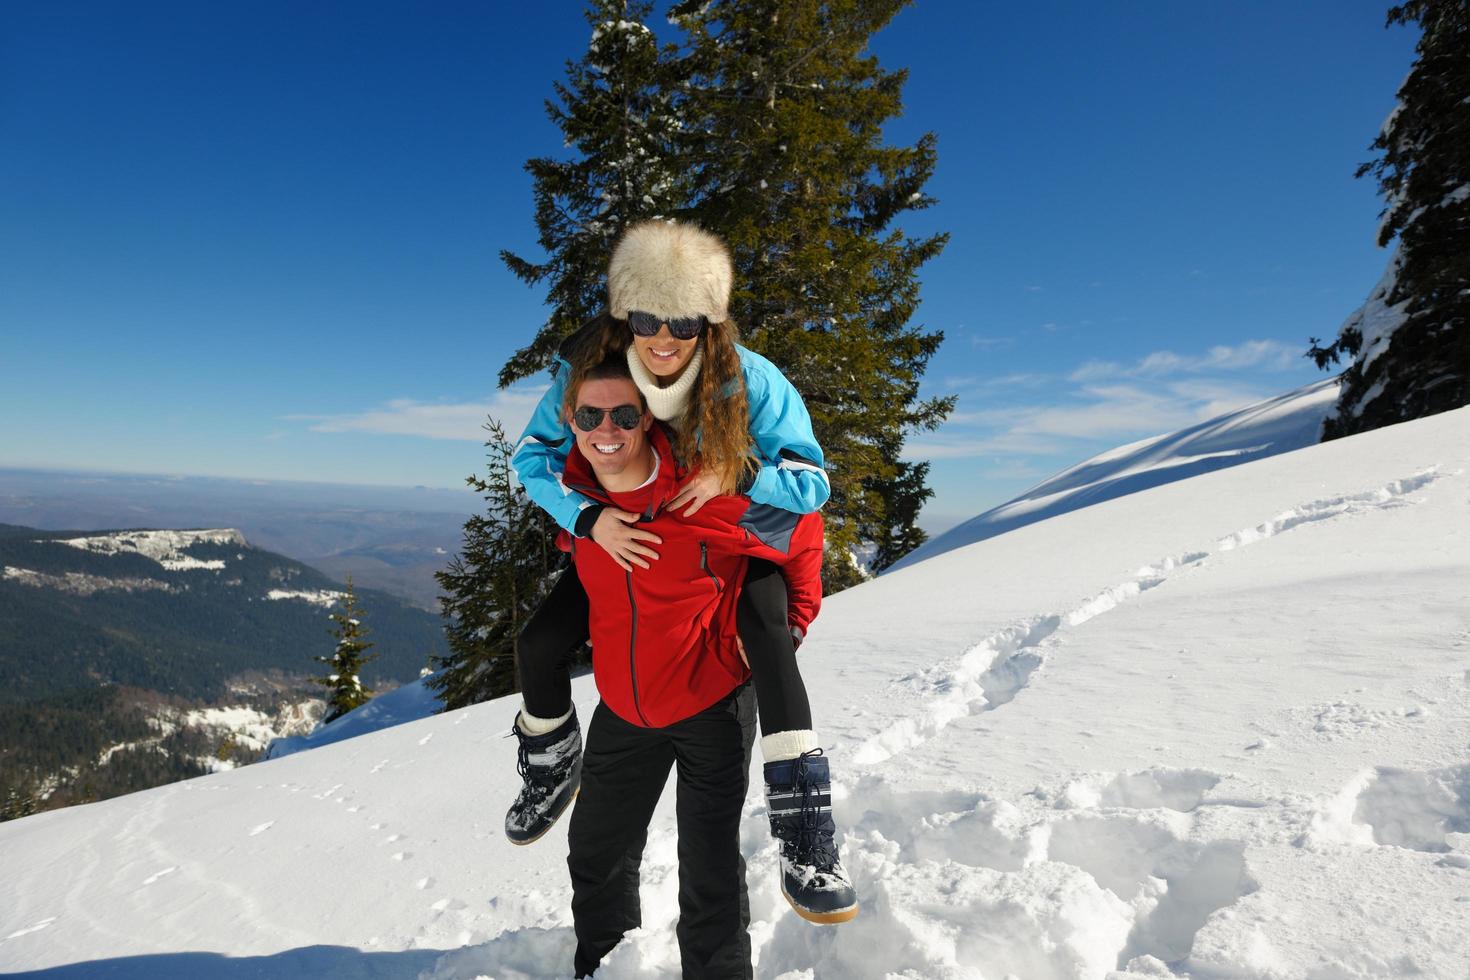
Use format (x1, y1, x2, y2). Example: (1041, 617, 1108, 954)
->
(632, 326, 698, 383)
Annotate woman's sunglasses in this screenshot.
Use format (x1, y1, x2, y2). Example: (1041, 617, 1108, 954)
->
(626, 310, 709, 341)
(572, 404, 643, 432)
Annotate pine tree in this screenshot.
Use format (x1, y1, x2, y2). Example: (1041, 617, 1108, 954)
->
(501, 0, 952, 586)
(1, 777, 42, 823)
(498, 0, 688, 386)
(1310, 1, 1469, 437)
(430, 418, 567, 711)
(670, 0, 952, 585)
(314, 579, 377, 724)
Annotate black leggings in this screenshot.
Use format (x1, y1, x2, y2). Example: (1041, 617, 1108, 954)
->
(517, 558, 813, 734)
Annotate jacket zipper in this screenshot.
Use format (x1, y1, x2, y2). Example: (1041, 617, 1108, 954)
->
(699, 541, 722, 591)
(625, 570, 650, 726)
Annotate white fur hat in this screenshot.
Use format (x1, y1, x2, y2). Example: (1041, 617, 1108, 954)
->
(607, 220, 733, 323)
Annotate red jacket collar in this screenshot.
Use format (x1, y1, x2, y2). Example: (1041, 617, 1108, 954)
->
(562, 421, 687, 516)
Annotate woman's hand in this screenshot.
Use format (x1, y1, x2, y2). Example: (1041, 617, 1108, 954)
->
(591, 508, 662, 572)
(668, 468, 727, 516)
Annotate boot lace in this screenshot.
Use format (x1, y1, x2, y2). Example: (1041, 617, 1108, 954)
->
(791, 748, 840, 872)
(514, 731, 555, 802)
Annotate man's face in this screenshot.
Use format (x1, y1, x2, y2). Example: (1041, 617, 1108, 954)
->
(570, 377, 653, 483)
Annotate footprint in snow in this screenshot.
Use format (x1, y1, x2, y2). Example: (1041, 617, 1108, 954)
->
(419, 733, 434, 746)
(854, 470, 1445, 767)
(370, 759, 389, 774)
(142, 867, 178, 885)
(416, 877, 435, 890)
(382, 833, 404, 844)
(1347, 762, 1470, 852)
(1059, 768, 1223, 812)
(249, 821, 274, 837)
(391, 852, 411, 862)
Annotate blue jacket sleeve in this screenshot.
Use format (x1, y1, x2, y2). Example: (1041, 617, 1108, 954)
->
(510, 363, 600, 535)
(739, 348, 830, 514)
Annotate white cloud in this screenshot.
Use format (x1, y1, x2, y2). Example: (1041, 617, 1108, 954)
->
(905, 339, 1298, 464)
(287, 385, 549, 442)
(1069, 340, 1299, 382)
(943, 372, 1050, 393)
(904, 432, 1068, 460)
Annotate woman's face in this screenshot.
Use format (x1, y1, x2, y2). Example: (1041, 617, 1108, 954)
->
(631, 323, 699, 382)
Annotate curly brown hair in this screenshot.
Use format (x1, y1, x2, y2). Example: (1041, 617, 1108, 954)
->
(562, 313, 757, 492)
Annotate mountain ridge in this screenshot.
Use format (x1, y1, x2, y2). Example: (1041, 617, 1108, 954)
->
(0, 524, 447, 816)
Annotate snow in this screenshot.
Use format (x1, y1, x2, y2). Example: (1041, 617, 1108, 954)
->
(2, 566, 176, 595)
(3, 401, 1470, 978)
(891, 378, 1341, 572)
(1343, 250, 1410, 375)
(266, 588, 346, 608)
(50, 528, 244, 571)
(87, 703, 322, 777)
(184, 705, 321, 754)
(264, 677, 444, 760)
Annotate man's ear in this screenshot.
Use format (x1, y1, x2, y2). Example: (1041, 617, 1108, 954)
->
(641, 411, 653, 432)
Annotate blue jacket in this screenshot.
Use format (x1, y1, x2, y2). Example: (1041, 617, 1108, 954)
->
(511, 322, 829, 535)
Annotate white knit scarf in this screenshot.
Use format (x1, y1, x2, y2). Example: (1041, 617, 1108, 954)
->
(626, 341, 704, 430)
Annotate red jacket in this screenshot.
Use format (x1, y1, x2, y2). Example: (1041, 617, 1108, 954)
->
(557, 424, 823, 728)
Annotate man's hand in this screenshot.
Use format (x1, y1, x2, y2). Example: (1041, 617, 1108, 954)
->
(668, 468, 727, 516)
(591, 508, 662, 572)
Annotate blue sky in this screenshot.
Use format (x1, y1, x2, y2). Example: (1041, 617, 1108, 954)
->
(0, 1, 1417, 531)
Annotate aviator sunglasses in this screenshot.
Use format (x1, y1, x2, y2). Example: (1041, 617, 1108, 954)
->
(572, 404, 643, 432)
(626, 310, 710, 341)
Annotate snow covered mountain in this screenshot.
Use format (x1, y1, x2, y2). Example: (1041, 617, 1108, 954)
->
(889, 378, 1341, 573)
(2, 400, 1468, 979)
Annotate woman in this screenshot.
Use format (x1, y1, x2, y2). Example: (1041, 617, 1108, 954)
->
(505, 219, 854, 924)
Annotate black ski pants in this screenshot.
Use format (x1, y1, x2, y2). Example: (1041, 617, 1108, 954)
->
(568, 682, 757, 979)
(518, 558, 812, 734)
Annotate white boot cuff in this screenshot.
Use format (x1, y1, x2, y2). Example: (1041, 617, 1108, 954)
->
(517, 704, 573, 736)
(760, 729, 819, 763)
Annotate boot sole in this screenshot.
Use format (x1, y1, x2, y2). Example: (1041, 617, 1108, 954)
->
(782, 882, 859, 924)
(506, 786, 580, 846)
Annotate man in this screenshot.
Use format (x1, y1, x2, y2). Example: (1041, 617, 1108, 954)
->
(510, 355, 825, 978)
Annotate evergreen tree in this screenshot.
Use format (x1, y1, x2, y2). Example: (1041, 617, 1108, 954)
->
(498, 0, 687, 386)
(500, 0, 952, 585)
(1, 776, 42, 823)
(314, 579, 376, 723)
(1309, 1, 1469, 437)
(430, 418, 567, 711)
(670, 0, 953, 585)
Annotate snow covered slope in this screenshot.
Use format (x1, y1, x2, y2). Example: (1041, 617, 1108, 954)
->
(889, 378, 1341, 573)
(263, 674, 443, 760)
(3, 404, 1468, 979)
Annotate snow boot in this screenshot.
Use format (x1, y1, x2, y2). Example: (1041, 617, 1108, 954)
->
(763, 749, 859, 924)
(505, 710, 582, 845)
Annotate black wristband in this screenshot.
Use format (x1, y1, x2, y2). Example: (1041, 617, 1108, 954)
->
(574, 504, 605, 538)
